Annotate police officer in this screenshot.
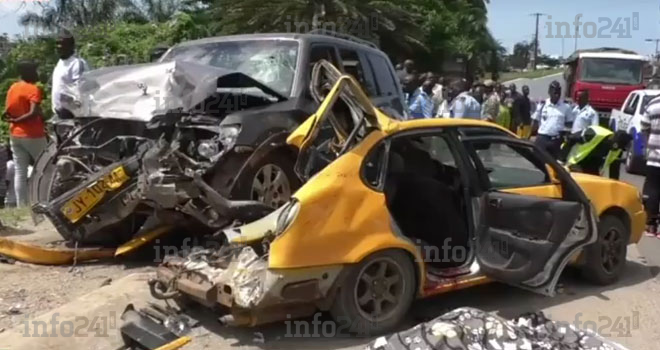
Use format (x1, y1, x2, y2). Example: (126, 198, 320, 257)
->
(561, 125, 631, 179)
(532, 81, 574, 159)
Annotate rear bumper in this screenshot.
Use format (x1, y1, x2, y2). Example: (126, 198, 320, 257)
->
(154, 246, 346, 326)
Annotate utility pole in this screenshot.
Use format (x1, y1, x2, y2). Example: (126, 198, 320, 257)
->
(530, 12, 547, 71)
(574, 23, 579, 51)
(646, 39, 660, 61)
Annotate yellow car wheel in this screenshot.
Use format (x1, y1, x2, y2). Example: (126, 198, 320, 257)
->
(581, 215, 629, 285)
(330, 250, 416, 335)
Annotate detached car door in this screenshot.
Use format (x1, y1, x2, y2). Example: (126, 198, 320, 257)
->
(462, 136, 597, 296)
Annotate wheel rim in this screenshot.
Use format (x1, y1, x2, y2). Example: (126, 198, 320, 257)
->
(251, 164, 291, 208)
(626, 149, 633, 169)
(354, 257, 406, 323)
(600, 227, 625, 274)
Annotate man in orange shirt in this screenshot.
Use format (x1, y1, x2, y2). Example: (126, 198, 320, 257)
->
(2, 61, 48, 207)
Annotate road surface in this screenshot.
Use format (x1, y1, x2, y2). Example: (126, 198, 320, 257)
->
(505, 72, 565, 102)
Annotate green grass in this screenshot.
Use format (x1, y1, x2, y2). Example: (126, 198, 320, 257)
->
(0, 207, 32, 228)
(496, 68, 563, 82)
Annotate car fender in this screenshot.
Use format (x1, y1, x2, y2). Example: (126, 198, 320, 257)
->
(571, 173, 645, 243)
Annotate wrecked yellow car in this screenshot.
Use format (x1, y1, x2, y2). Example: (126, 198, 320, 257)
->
(152, 61, 645, 334)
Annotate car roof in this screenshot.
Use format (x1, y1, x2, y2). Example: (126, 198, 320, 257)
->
(630, 89, 660, 96)
(382, 116, 516, 136)
(170, 33, 384, 54)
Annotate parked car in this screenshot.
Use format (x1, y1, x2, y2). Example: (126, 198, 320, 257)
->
(610, 89, 660, 174)
(28, 32, 407, 246)
(152, 61, 646, 335)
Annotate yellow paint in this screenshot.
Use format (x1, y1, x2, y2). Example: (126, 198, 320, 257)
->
(61, 166, 130, 223)
(154, 336, 192, 350)
(0, 237, 115, 265)
(274, 73, 644, 298)
(115, 226, 172, 257)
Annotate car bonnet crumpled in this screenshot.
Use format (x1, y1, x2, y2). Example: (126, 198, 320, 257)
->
(72, 60, 283, 121)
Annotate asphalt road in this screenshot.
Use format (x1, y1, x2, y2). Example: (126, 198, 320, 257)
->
(505, 72, 565, 102)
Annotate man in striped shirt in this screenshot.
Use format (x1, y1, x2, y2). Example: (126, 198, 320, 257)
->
(641, 95, 660, 237)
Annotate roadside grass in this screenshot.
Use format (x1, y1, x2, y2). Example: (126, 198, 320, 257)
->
(0, 207, 31, 228)
(495, 68, 563, 82)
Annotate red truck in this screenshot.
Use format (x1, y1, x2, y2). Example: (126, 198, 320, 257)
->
(564, 48, 649, 126)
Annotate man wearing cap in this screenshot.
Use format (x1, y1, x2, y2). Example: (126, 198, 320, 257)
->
(52, 30, 90, 118)
(532, 81, 574, 159)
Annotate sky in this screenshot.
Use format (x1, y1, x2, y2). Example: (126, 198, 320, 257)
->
(487, 0, 660, 58)
(2, 0, 660, 59)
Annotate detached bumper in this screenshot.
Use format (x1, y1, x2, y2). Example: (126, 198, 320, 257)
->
(155, 246, 344, 326)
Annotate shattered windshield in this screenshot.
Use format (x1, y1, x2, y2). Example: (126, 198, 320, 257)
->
(579, 58, 643, 85)
(161, 40, 299, 97)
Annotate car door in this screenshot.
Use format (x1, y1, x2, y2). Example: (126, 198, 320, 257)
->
(287, 60, 381, 180)
(461, 135, 597, 296)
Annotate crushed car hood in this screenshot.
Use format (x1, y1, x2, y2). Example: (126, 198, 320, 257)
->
(74, 60, 285, 121)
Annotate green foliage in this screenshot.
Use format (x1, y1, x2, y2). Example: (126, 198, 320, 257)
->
(0, 13, 209, 144)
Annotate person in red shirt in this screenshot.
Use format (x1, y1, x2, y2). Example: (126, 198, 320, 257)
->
(2, 61, 48, 207)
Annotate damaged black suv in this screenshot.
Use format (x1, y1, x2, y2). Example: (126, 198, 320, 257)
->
(29, 32, 406, 246)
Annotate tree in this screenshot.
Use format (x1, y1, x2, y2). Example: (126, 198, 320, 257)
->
(18, 0, 183, 31)
(214, 0, 424, 56)
(511, 41, 533, 69)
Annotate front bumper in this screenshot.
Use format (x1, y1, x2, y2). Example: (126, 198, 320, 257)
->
(154, 246, 345, 326)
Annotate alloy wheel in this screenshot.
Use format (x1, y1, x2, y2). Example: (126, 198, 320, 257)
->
(251, 164, 291, 208)
(354, 257, 406, 323)
(600, 227, 624, 274)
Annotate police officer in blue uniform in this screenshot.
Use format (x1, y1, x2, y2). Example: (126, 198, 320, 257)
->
(532, 81, 574, 159)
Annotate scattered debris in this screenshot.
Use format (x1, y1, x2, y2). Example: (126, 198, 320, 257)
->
(0, 254, 15, 264)
(253, 332, 265, 344)
(6, 304, 22, 315)
(100, 278, 112, 287)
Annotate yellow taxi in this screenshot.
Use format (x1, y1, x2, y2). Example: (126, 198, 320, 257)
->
(156, 62, 645, 334)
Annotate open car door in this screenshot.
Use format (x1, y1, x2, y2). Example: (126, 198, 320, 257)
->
(287, 60, 382, 180)
(462, 136, 598, 296)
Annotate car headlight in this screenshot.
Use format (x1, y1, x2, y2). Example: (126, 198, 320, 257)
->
(197, 140, 219, 159)
(276, 200, 300, 235)
(218, 124, 241, 150)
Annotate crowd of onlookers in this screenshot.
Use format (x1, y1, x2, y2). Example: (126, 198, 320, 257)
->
(1, 30, 88, 208)
(394, 59, 535, 139)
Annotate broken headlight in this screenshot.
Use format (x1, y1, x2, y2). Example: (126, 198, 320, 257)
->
(197, 140, 220, 159)
(218, 124, 241, 150)
(276, 200, 300, 235)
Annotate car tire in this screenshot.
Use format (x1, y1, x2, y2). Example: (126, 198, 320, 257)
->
(581, 215, 629, 285)
(625, 147, 645, 175)
(231, 152, 301, 209)
(330, 250, 417, 336)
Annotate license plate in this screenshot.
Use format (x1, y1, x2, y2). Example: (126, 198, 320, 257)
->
(60, 166, 130, 223)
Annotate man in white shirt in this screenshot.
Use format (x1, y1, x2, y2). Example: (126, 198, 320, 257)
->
(570, 90, 599, 134)
(52, 30, 90, 117)
(532, 81, 574, 159)
(449, 80, 482, 119)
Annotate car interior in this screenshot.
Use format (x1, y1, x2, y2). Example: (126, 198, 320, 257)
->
(383, 134, 471, 270)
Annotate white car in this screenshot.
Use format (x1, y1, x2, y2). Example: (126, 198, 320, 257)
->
(610, 89, 660, 174)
